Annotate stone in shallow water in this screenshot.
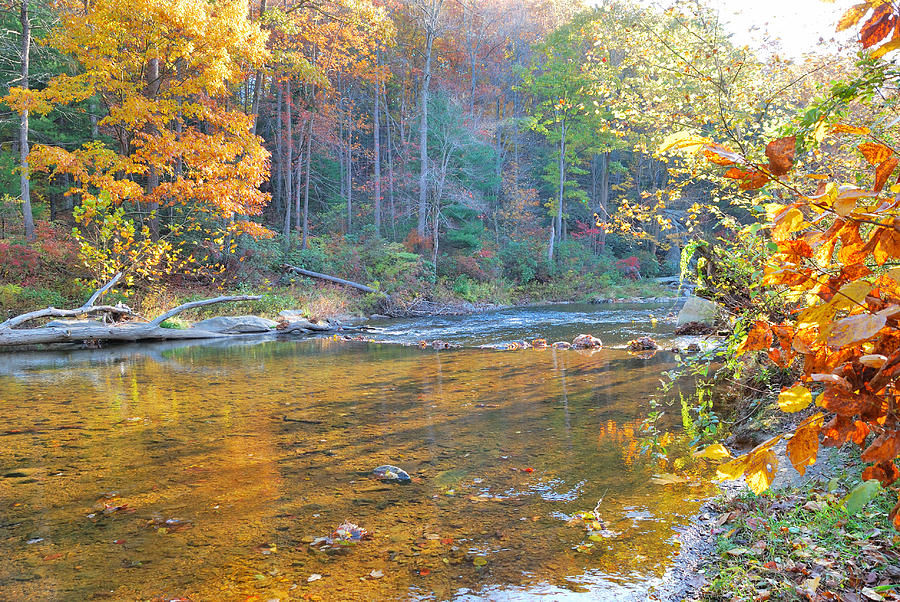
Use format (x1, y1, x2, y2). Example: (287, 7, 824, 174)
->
(193, 316, 277, 334)
(372, 465, 411, 483)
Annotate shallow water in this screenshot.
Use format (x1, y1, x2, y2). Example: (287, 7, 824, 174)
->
(0, 305, 711, 601)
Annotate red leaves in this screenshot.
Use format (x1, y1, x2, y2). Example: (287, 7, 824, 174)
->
(765, 136, 796, 177)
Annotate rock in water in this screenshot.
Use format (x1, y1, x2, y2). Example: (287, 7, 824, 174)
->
(627, 336, 659, 351)
(193, 316, 277, 334)
(372, 465, 411, 483)
(676, 297, 720, 327)
(572, 334, 603, 349)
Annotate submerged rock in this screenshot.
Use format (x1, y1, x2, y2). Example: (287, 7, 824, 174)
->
(372, 465, 411, 483)
(572, 334, 603, 349)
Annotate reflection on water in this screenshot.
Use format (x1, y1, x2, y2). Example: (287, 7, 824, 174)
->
(0, 315, 709, 601)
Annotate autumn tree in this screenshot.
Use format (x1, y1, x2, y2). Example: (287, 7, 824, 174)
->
(677, 1, 900, 529)
(6, 0, 271, 283)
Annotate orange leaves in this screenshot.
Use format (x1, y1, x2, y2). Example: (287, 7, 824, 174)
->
(857, 141, 893, 165)
(786, 413, 824, 476)
(723, 167, 768, 190)
(859, 4, 896, 49)
(764, 136, 796, 177)
(874, 156, 898, 191)
(738, 321, 773, 354)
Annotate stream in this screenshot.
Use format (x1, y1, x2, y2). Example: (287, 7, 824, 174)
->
(0, 302, 714, 601)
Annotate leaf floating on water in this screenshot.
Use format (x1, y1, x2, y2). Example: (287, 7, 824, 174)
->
(307, 573, 322, 582)
(472, 556, 488, 566)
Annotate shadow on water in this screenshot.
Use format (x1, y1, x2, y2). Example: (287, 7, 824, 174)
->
(0, 305, 710, 601)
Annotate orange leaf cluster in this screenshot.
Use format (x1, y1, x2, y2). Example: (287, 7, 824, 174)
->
(702, 129, 900, 528)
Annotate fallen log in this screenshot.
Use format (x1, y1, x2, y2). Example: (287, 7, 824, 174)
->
(283, 264, 379, 294)
(0, 275, 261, 348)
(0, 273, 136, 329)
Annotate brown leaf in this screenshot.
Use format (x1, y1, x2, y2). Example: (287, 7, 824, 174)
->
(860, 5, 895, 49)
(837, 2, 871, 32)
(861, 431, 900, 463)
(787, 413, 824, 476)
(739, 321, 773, 354)
(875, 157, 899, 192)
(826, 313, 887, 347)
(889, 495, 900, 530)
(821, 388, 869, 417)
(862, 460, 899, 485)
(765, 136, 796, 176)
(858, 141, 894, 166)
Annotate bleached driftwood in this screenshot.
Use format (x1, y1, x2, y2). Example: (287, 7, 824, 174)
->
(0, 274, 261, 347)
(284, 264, 379, 294)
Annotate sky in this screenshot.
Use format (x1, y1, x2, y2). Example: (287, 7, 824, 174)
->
(712, 0, 853, 58)
(588, 0, 856, 59)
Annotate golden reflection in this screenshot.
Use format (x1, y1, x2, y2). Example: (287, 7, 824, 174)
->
(0, 339, 702, 601)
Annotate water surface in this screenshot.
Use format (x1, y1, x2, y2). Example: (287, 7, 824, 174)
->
(0, 304, 710, 601)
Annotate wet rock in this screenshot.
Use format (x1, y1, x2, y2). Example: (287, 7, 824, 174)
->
(685, 343, 701, 354)
(369, 314, 390, 320)
(590, 297, 612, 304)
(531, 338, 548, 349)
(193, 316, 277, 334)
(372, 465, 411, 483)
(276, 313, 337, 333)
(627, 336, 659, 351)
(572, 334, 603, 349)
(551, 341, 571, 349)
(674, 321, 717, 335)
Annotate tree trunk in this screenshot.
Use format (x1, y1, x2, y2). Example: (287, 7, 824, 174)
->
(301, 112, 313, 250)
(417, 27, 435, 237)
(346, 115, 353, 232)
(146, 57, 160, 240)
(598, 151, 609, 252)
(384, 85, 396, 240)
(284, 77, 293, 245)
(19, 0, 34, 242)
(373, 74, 382, 238)
(552, 118, 567, 260)
(274, 83, 284, 229)
(249, 0, 267, 135)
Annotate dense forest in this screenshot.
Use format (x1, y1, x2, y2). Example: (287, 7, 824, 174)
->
(1, 0, 856, 314)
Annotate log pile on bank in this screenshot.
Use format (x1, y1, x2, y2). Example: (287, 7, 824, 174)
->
(0, 274, 264, 348)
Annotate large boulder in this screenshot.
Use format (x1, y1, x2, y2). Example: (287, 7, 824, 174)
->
(676, 297, 721, 327)
(193, 315, 277, 334)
